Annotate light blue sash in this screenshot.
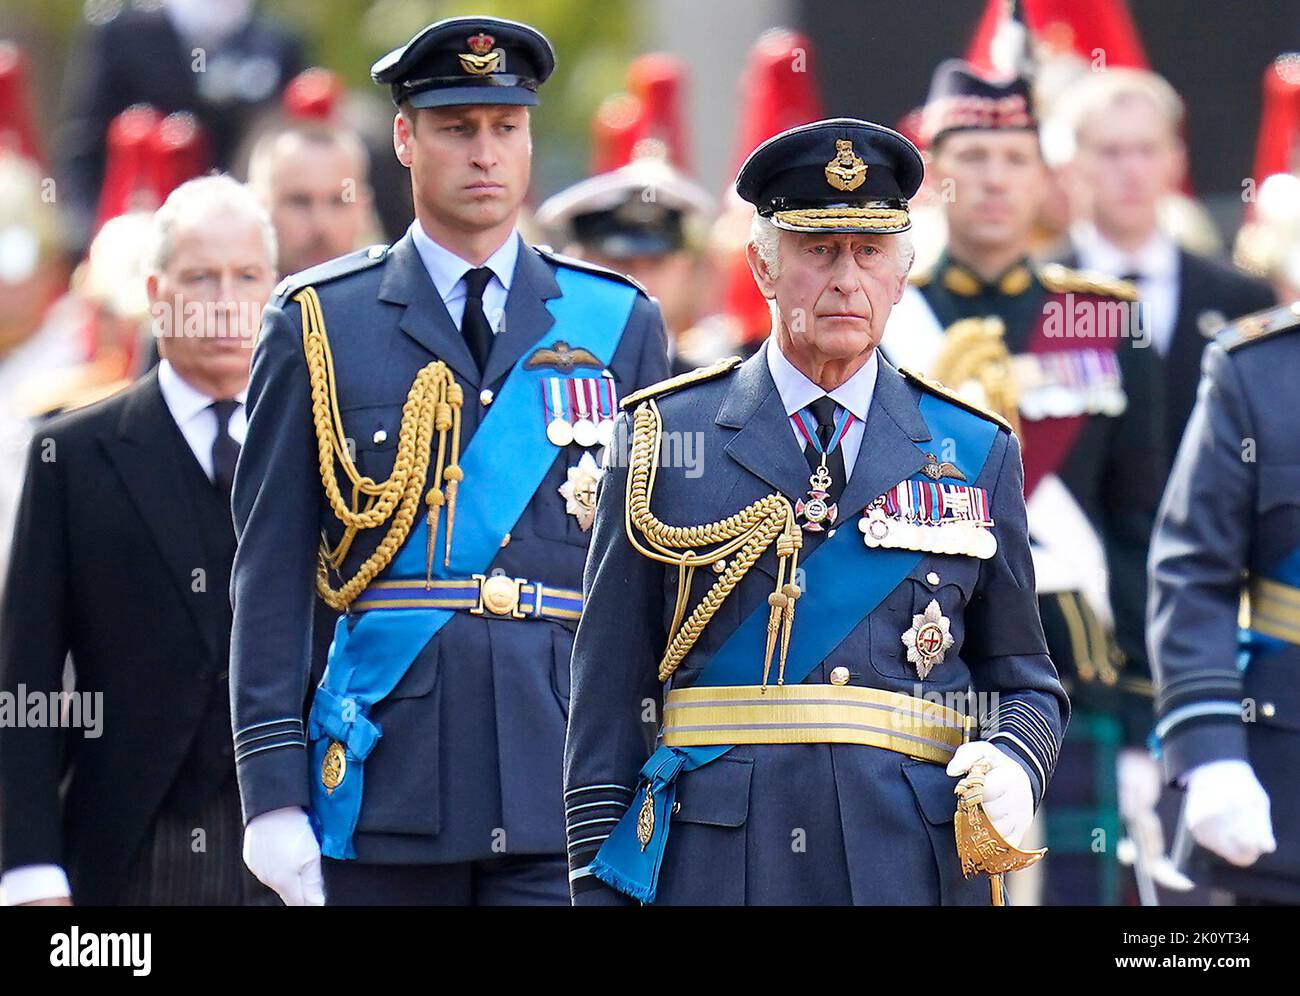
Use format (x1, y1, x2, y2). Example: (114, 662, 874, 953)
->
(309, 267, 637, 858)
(590, 393, 1000, 901)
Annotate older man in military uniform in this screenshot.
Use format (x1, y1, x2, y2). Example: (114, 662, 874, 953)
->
(882, 61, 1164, 905)
(230, 16, 669, 906)
(564, 119, 1068, 905)
(1149, 302, 1300, 904)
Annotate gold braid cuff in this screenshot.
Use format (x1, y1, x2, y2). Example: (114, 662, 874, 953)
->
(772, 206, 911, 232)
(297, 287, 464, 610)
(624, 399, 803, 685)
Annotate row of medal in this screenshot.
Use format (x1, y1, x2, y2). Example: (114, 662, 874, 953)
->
(859, 479, 998, 560)
(542, 374, 618, 448)
(1011, 348, 1127, 420)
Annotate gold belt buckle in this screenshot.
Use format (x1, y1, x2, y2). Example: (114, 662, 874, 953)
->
(472, 573, 528, 618)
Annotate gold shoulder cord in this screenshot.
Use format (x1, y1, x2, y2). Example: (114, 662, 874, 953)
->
(625, 398, 803, 687)
(296, 287, 464, 610)
(930, 317, 1022, 438)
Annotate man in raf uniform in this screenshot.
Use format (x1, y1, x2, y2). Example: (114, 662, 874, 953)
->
(564, 119, 1068, 905)
(882, 61, 1164, 905)
(231, 16, 669, 906)
(1149, 302, 1300, 903)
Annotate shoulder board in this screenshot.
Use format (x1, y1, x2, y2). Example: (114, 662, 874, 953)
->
(272, 244, 389, 303)
(1218, 301, 1300, 352)
(531, 245, 650, 296)
(1037, 262, 1138, 301)
(907, 262, 934, 288)
(620, 356, 743, 410)
(899, 366, 1013, 433)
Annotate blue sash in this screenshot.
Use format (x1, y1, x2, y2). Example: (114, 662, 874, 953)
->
(1240, 548, 1300, 666)
(590, 393, 1000, 901)
(309, 267, 638, 858)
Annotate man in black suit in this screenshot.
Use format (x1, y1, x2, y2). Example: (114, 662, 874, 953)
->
(1058, 68, 1275, 474)
(56, 0, 304, 249)
(0, 174, 277, 905)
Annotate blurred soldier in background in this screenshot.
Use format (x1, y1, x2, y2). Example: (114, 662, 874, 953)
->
(0, 152, 79, 586)
(56, 0, 304, 251)
(882, 59, 1164, 905)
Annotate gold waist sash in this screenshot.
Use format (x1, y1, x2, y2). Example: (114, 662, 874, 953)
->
(661, 684, 971, 764)
(1248, 576, 1300, 647)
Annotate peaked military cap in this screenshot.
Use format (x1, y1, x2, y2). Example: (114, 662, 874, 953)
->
(735, 117, 923, 234)
(920, 59, 1037, 146)
(371, 16, 556, 108)
(536, 155, 715, 259)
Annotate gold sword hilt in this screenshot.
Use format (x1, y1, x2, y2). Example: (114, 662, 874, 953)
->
(953, 757, 1047, 906)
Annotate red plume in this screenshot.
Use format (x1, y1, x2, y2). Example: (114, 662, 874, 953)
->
(966, 0, 1148, 72)
(0, 42, 42, 164)
(283, 67, 344, 122)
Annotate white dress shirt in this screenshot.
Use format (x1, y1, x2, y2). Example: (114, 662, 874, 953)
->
(766, 338, 879, 477)
(1072, 222, 1180, 357)
(409, 220, 518, 332)
(0, 360, 246, 905)
(157, 359, 247, 479)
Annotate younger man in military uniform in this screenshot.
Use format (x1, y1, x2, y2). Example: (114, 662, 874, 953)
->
(564, 119, 1067, 905)
(882, 61, 1164, 904)
(1149, 302, 1300, 903)
(231, 17, 669, 906)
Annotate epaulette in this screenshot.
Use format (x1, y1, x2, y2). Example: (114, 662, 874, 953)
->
(620, 356, 743, 410)
(532, 244, 650, 296)
(1218, 301, 1300, 352)
(899, 366, 1013, 433)
(907, 261, 935, 287)
(272, 244, 389, 303)
(1037, 262, 1138, 302)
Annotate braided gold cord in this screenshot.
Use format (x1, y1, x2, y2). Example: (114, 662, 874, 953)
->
(773, 206, 910, 232)
(296, 287, 463, 610)
(623, 400, 802, 683)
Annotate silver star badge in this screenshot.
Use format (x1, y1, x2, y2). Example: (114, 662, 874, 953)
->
(901, 599, 954, 679)
(558, 451, 604, 531)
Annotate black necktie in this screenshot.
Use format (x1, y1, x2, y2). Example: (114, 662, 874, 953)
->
(211, 400, 241, 497)
(803, 396, 847, 499)
(460, 267, 495, 375)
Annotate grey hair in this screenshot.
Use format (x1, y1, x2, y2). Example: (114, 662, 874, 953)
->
(148, 174, 278, 273)
(748, 213, 915, 280)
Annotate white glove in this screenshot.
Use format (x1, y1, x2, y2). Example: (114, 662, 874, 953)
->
(947, 741, 1035, 848)
(242, 806, 325, 906)
(1117, 748, 1163, 823)
(1184, 760, 1276, 868)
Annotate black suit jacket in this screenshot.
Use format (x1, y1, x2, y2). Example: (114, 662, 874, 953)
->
(0, 371, 239, 903)
(1059, 244, 1275, 474)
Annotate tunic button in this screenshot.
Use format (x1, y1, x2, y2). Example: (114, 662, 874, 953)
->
(926, 572, 940, 586)
(480, 389, 494, 406)
(372, 429, 388, 445)
(829, 666, 851, 686)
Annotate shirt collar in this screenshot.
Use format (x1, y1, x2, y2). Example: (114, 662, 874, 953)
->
(765, 338, 878, 423)
(157, 359, 246, 426)
(1072, 222, 1178, 281)
(409, 220, 519, 300)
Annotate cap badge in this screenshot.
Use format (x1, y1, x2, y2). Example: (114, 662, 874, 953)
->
(460, 32, 502, 76)
(825, 139, 867, 192)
